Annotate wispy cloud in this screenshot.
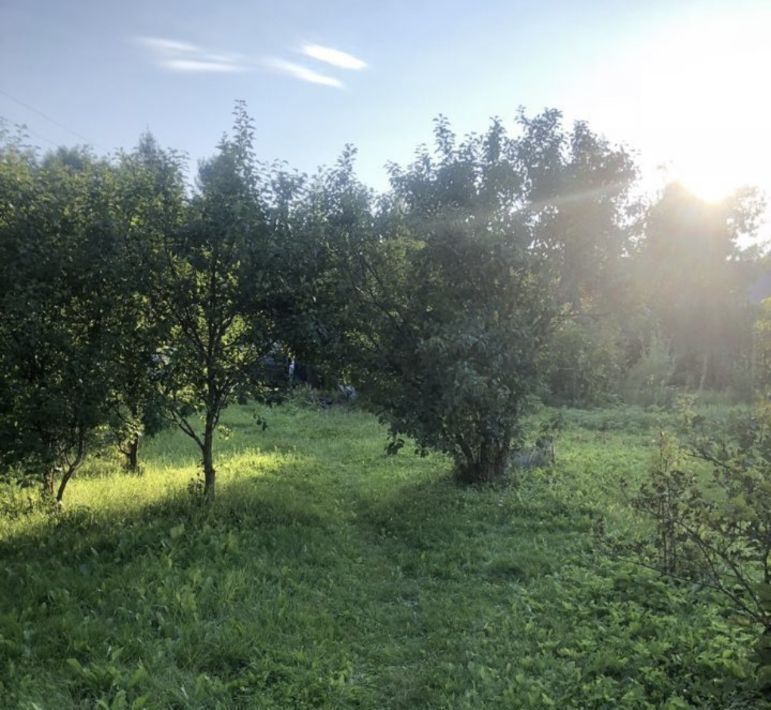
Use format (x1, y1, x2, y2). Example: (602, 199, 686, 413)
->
(162, 59, 245, 73)
(263, 58, 344, 88)
(301, 44, 367, 70)
(135, 36, 247, 73)
(137, 37, 200, 54)
(133, 35, 365, 87)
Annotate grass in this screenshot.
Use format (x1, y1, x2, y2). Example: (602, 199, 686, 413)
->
(0, 401, 766, 708)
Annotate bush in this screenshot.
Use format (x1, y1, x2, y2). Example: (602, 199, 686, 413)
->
(544, 316, 625, 407)
(622, 334, 675, 406)
(626, 405, 771, 693)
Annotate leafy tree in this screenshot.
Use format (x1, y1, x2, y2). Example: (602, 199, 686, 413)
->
(106, 134, 186, 471)
(638, 183, 764, 390)
(512, 110, 641, 405)
(516, 110, 639, 310)
(274, 145, 376, 388)
(148, 104, 279, 499)
(338, 116, 557, 482)
(0, 143, 119, 501)
(543, 315, 625, 406)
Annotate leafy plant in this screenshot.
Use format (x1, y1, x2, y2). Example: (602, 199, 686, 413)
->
(146, 103, 285, 499)
(628, 404, 771, 691)
(0, 144, 119, 502)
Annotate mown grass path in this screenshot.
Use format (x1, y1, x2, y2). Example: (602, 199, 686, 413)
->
(0, 404, 764, 708)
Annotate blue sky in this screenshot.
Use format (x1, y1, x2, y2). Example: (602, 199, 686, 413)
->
(1, 0, 769, 228)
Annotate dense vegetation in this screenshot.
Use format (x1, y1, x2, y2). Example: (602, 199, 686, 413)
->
(1, 105, 766, 495)
(1, 102, 771, 705)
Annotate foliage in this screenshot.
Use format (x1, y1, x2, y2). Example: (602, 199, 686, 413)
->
(621, 332, 676, 407)
(753, 297, 771, 396)
(628, 403, 771, 692)
(146, 103, 284, 499)
(637, 183, 763, 390)
(0, 143, 120, 501)
(544, 314, 626, 406)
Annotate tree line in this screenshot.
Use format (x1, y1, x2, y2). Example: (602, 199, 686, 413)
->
(0, 103, 766, 500)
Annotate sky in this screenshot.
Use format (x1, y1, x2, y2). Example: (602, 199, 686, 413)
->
(1, 0, 770, 238)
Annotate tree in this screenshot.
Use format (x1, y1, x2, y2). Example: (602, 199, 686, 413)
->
(106, 134, 186, 471)
(511, 110, 641, 405)
(516, 110, 639, 309)
(335, 116, 557, 482)
(0, 143, 119, 502)
(638, 183, 764, 390)
(148, 103, 279, 500)
(272, 145, 375, 388)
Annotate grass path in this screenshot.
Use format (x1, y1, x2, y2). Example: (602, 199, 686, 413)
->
(0, 403, 764, 708)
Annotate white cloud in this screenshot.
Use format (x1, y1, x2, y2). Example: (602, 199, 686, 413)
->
(133, 34, 359, 87)
(302, 43, 366, 70)
(136, 37, 201, 54)
(134, 35, 247, 73)
(264, 58, 344, 88)
(162, 59, 245, 73)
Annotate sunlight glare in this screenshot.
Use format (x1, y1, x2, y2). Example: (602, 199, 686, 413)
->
(569, 7, 771, 205)
(640, 10, 771, 202)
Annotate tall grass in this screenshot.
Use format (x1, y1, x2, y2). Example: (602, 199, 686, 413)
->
(0, 402, 764, 708)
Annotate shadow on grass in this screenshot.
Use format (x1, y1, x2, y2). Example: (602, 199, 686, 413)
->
(0, 418, 764, 710)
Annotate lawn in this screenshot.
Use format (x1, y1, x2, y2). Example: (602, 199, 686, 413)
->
(0, 401, 765, 708)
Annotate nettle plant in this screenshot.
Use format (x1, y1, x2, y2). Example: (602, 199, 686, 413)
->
(629, 402, 771, 690)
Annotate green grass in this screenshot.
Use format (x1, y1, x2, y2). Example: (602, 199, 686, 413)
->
(0, 402, 765, 708)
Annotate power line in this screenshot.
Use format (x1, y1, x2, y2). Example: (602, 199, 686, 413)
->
(20, 125, 59, 149)
(0, 113, 60, 149)
(0, 87, 93, 145)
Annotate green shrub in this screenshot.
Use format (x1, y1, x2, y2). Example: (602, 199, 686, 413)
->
(622, 334, 676, 407)
(628, 407, 771, 694)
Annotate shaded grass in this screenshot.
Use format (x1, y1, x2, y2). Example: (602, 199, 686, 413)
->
(0, 402, 765, 708)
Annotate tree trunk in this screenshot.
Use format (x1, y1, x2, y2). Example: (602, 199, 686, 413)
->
(56, 463, 78, 504)
(55, 431, 86, 504)
(698, 351, 710, 392)
(457, 437, 509, 484)
(42, 470, 55, 498)
(124, 435, 140, 472)
(202, 415, 216, 501)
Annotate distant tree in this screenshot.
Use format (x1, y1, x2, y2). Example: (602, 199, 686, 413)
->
(272, 146, 375, 387)
(638, 183, 764, 390)
(148, 103, 280, 500)
(511, 110, 641, 405)
(543, 315, 626, 406)
(753, 298, 771, 396)
(516, 110, 639, 308)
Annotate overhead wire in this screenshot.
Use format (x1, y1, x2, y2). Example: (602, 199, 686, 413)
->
(0, 86, 95, 147)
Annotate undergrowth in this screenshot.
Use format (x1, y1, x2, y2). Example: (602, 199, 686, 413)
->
(0, 402, 765, 708)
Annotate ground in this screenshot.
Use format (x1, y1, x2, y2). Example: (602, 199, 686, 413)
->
(0, 401, 765, 708)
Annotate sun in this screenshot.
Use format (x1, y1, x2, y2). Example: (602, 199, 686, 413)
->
(571, 7, 771, 205)
(665, 149, 754, 205)
(637, 9, 771, 203)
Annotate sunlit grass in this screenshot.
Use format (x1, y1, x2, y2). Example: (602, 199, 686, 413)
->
(0, 402, 764, 708)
